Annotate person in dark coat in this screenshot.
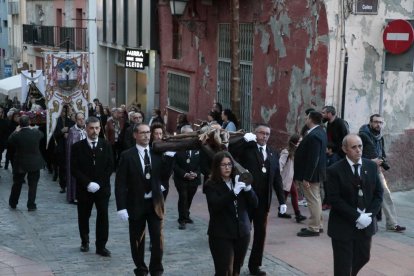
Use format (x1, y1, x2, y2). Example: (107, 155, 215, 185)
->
(173, 125, 201, 230)
(229, 123, 287, 275)
(8, 115, 45, 210)
(322, 105, 349, 158)
(115, 123, 174, 276)
(294, 111, 328, 237)
(204, 151, 258, 276)
(327, 134, 383, 276)
(71, 116, 113, 257)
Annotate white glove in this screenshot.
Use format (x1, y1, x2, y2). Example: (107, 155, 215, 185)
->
(87, 182, 100, 193)
(244, 184, 252, 192)
(357, 208, 366, 214)
(279, 204, 287, 214)
(117, 209, 129, 222)
(356, 212, 372, 229)
(243, 132, 257, 142)
(233, 175, 246, 195)
(164, 151, 176, 157)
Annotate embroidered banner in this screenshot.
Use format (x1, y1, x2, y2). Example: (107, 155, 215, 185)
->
(44, 52, 89, 146)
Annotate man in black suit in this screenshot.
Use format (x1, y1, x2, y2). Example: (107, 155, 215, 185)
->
(327, 134, 383, 275)
(71, 116, 113, 257)
(230, 123, 287, 276)
(8, 115, 45, 211)
(115, 123, 174, 276)
(295, 111, 327, 237)
(173, 125, 201, 230)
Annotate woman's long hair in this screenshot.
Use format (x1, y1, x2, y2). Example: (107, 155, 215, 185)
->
(287, 134, 301, 159)
(208, 151, 237, 184)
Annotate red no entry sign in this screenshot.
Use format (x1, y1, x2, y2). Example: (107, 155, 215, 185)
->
(383, 19, 414, 54)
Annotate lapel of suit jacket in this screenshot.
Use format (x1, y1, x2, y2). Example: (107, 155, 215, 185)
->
(131, 147, 145, 178)
(360, 160, 368, 196)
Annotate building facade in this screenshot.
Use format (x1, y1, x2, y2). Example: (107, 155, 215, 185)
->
(0, 0, 9, 79)
(96, 0, 159, 114)
(158, 0, 329, 147)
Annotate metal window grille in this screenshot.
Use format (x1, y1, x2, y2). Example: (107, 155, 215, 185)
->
(167, 72, 190, 112)
(217, 23, 253, 131)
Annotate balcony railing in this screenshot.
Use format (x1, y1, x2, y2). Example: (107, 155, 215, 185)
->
(23, 24, 88, 51)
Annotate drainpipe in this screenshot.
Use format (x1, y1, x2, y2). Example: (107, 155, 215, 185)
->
(340, 51, 348, 118)
(379, 50, 385, 115)
(338, 1, 348, 118)
(230, 0, 240, 120)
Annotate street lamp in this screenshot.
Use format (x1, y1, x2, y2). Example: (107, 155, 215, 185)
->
(170, 0, 189, 16)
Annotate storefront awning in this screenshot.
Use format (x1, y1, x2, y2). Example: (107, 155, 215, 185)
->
(0, 75, 21, 100)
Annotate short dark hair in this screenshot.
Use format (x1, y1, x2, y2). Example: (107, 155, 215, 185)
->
(19, 115, 30, 127)
(327, 141, 336, 150)
(209, 151, 236, 183)
(323, 106, 336, 115)
(133, 123, 148, 133)
(86, 116, 100, 125)
(308, 111, 323, 125)
(305, 108, 315, 115)
(370, 114, 382, 122)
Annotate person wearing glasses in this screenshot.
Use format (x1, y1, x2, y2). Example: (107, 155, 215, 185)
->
(358, 114, 406, 233)
(229, 123, 287, 275)
(115, 123, 174, 276)
(204, 151, 258, 276)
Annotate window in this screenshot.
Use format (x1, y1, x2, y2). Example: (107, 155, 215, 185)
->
(217, 23, 253, 131)
(167, 72, 190, 112)
(3, 20, 7, 27)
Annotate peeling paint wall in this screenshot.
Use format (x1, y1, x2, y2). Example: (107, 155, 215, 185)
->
(158, 0, 328, 148)
(324, 0, 414, 189)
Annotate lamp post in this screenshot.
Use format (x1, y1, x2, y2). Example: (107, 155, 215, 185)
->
(169, 0, 189, 16)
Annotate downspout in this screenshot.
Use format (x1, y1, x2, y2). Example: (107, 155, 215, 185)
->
(339, 0, 348, 118)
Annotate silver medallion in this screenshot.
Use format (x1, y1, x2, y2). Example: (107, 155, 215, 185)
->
(186, 158, 190, 164)
(145, 173, 151, 180)
(262, 167, 267, 173)
(358, 189, 363, 196)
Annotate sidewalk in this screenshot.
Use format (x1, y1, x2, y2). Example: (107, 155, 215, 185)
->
(1, 167, 414, 275)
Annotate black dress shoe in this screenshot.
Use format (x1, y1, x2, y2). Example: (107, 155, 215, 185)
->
(80, 243, 89, 252)
(28, 207, 37, 211)
(295, 214, 307, 223)
(59, 188, 66, 193)
(178, 223, 186, 230)
(300, 227, 323, 233)
(185, 218, 194, 224)
(249, 267, 266, 275)
(9, 204, 16, 210)
(96, 248, 111, 257)
(278, 213, 292, 219)
(297, 229, 320, 237)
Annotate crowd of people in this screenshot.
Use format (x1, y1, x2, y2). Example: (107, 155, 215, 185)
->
(0, 97, 407, 276)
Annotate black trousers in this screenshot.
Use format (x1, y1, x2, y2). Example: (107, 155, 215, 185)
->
(209, 234, 250, 276)
(176, 182, 198, 223)
(248, 200, 269, 270)
(129, 199, 164, 275)
(77, 193, 110, 249)
(331, 233, 372, 276)
(9, 170, 40, 208)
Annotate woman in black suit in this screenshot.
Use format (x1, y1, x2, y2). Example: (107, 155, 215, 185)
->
(204, 151, 258, 276)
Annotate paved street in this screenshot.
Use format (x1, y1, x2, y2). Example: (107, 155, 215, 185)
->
(1, 167, 414, 275)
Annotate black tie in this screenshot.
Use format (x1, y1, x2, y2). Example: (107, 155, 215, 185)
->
(144, 149, 151, 193)
(259, 147, 264, 160)
(92, 141, 96, 149)
(353, 164, 365, 210)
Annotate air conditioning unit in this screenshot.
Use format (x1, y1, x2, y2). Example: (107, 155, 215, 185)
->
(8, 1, 19, 15)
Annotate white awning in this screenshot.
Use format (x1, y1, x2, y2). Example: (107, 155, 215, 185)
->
(0, 75, 21, 100)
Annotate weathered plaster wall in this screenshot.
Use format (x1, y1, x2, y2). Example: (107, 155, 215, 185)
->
(159, 0, 329, 148)
(324, 0, 414, 189)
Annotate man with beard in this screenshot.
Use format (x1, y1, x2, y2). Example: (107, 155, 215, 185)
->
(358, 114, 405, 232)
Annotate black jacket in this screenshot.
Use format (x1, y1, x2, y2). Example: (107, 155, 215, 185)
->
(327, 158, 383, 241)
(205, 179, 258, 239)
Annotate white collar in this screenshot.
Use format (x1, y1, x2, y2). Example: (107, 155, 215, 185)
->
(346, 156, 362, 167)
(307, 125, 319, 134)
(136, 144, 150, 154)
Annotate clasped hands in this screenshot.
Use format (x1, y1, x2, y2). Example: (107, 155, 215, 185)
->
(184, 171, 198, 180)
(356, 208, 372, 229)
(87, 182, 100, 193)
(233, 175, 252, 195)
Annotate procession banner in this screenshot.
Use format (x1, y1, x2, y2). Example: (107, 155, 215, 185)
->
(44, 52, 89, 146)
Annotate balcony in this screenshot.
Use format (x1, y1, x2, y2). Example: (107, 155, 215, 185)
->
(23, 24, 88, 51)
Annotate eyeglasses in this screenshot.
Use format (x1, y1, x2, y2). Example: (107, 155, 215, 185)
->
(138, 131, 151, 135)
(220, 163, 233, 168)
(372, 120, 384, 125)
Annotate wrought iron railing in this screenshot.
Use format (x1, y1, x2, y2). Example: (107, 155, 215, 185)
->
(23, 24, 88, 51)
